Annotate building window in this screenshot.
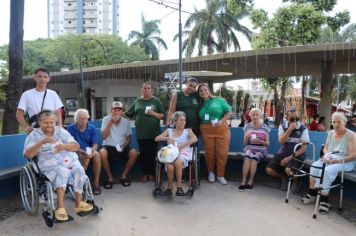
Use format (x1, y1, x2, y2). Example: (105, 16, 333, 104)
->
(68, 20, 71, 23)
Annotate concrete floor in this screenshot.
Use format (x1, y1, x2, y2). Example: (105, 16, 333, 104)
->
(0, 181, 355, 236)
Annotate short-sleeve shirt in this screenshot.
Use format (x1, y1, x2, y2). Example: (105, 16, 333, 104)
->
(67, 123, 97, 150)
(23, 127, 78, 170)
(243, 122, 271, 145)
(17, 88, 63, 117)
(126, 96, 164, 140)
(176, 91, 200, 130)
(101, 115, 132, 147)
(198, 97, 232, 124)
(277, 121, 310, 158)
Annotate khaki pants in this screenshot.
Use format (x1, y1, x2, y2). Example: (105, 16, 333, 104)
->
(200, 123, 231, 177)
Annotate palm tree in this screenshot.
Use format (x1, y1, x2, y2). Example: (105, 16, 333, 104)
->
(174, 0, 252, 57)
(317, 24, 356, 43)
(2, 0, 24, 135)
(128, 14, 167, 60)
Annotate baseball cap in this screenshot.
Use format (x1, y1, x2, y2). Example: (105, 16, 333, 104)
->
(112, 101, 124, 109)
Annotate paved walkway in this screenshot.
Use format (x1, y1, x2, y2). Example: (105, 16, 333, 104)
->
(0, 181, 355, 236)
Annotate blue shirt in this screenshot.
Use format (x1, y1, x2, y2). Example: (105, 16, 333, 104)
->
(67, 123, 97, 150)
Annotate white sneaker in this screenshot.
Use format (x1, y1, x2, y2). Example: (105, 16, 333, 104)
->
(208, 172, 215, 183)
(217, 176, 227, 185)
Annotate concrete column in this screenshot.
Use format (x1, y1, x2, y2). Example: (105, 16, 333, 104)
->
(319, 61, 333, 129)
(208, 80, 214, 93)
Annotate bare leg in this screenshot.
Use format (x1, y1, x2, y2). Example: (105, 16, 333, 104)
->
(309, 177, 316, 189)
(174, 159, 184, 188)
(56, 188, 66, 209)
(92, 153, 101, 187)
(75, 192, 82, 207)
(241, 158, 251, 185)
(121, 149, 138, 179)
(266, 167, 284, 179)
(99, 149, 113, 181)
(167, 164, 174, 189)
(248, 160, 258, 185)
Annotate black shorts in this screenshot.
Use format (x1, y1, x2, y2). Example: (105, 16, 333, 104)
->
(101, 145, 132, 161)
(266, 154, 305, 174)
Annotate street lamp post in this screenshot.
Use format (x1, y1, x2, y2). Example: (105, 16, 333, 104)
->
(178, 0, 183, 91)
(79, 38, 106, 109)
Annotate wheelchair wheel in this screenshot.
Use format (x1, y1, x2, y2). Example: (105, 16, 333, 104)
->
(192, 148, 200, 187)
(20, 164, 39, 215)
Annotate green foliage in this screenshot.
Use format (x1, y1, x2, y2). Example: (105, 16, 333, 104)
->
(250, 9, 268, 29)
(348, 76, 356, 104)
(128, 14, 167, 60)
(176, 0, 252, 57)
(0, 34, 147, 76)
(214, 85, 235, 106)
(227, 0, 254, 16)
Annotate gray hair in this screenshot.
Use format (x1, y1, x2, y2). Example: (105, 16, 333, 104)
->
(331, 112, 347, 124)
(249, 108, 262, 117)
(172, 111, 186, 122)
(38, 109, 57, 121)
(74, 109, 90, 122)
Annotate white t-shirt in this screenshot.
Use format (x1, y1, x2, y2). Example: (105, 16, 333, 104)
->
(278, 121, 310, 143)
(17, 88, 63, 117)
(101, 115, 132, 147)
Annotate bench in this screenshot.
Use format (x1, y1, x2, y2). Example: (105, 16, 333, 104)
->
(0, 134, 27, 180)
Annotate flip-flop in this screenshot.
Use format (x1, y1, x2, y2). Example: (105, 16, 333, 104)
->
(175, 187, 186, 196)
(93, 186, 101, 195)
(104, 180, 114, 189)
(74, 201, 94, 213)
(120, 178, 131, 187)
(54, 208, 73, 223)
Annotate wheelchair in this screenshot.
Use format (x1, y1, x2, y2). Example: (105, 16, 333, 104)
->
(19, 158, 100, 229)
(152, 143, 200, 198)
(285, 142, 346, 219)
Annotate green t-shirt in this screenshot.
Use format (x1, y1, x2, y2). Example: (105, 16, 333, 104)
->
(198, 97, 232, 124)
(126, 96, 164, 140)
(176, 91, 200, 130)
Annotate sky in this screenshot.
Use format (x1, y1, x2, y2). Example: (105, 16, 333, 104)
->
(0, 0, 355, 89)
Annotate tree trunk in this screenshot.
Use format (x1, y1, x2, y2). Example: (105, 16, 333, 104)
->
(280, 77, 288, 119)
(273, 86, 279, 126)
(319, 61, 333, 129)
(2, 0, 24, 135)
(301, 76, 307, 120)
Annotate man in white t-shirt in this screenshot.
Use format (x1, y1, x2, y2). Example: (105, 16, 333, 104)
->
(16, 68, 63, 134)
(99, 101, 138, 189)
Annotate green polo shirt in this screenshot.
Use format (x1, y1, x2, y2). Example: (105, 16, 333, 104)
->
(198, 97, 232, 124)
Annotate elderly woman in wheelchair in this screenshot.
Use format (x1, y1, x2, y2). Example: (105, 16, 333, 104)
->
(23, 110, 96, 223)
(301, 112, 356, 214)
(154, 111, 198, 196)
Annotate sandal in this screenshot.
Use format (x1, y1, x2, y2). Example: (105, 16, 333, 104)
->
(74, 201, 94, 213)
(55, 208, 69, 222)
(175, 187, 185, 196)
(120, 178, 131, 187)
(104, 180, 114, 189)
(319, 202, 331, 214)
(93, 186, 101, 195)
(301, 194, 316, 205)
(163, 188, 173, 196)
(245, 184, 253, 190)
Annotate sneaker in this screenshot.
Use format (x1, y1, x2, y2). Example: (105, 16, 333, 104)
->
(280, 177, 288, 190)
(217, 177, 227, 185)
(208, 172, 215, 183)
(238, 185, 245, 192)
(301, 194, 316, 205)
(39, 195, 46, 204)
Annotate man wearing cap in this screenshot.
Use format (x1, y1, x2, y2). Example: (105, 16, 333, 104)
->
(266, 107, 310, 190)
(99, 101, 138, 189)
